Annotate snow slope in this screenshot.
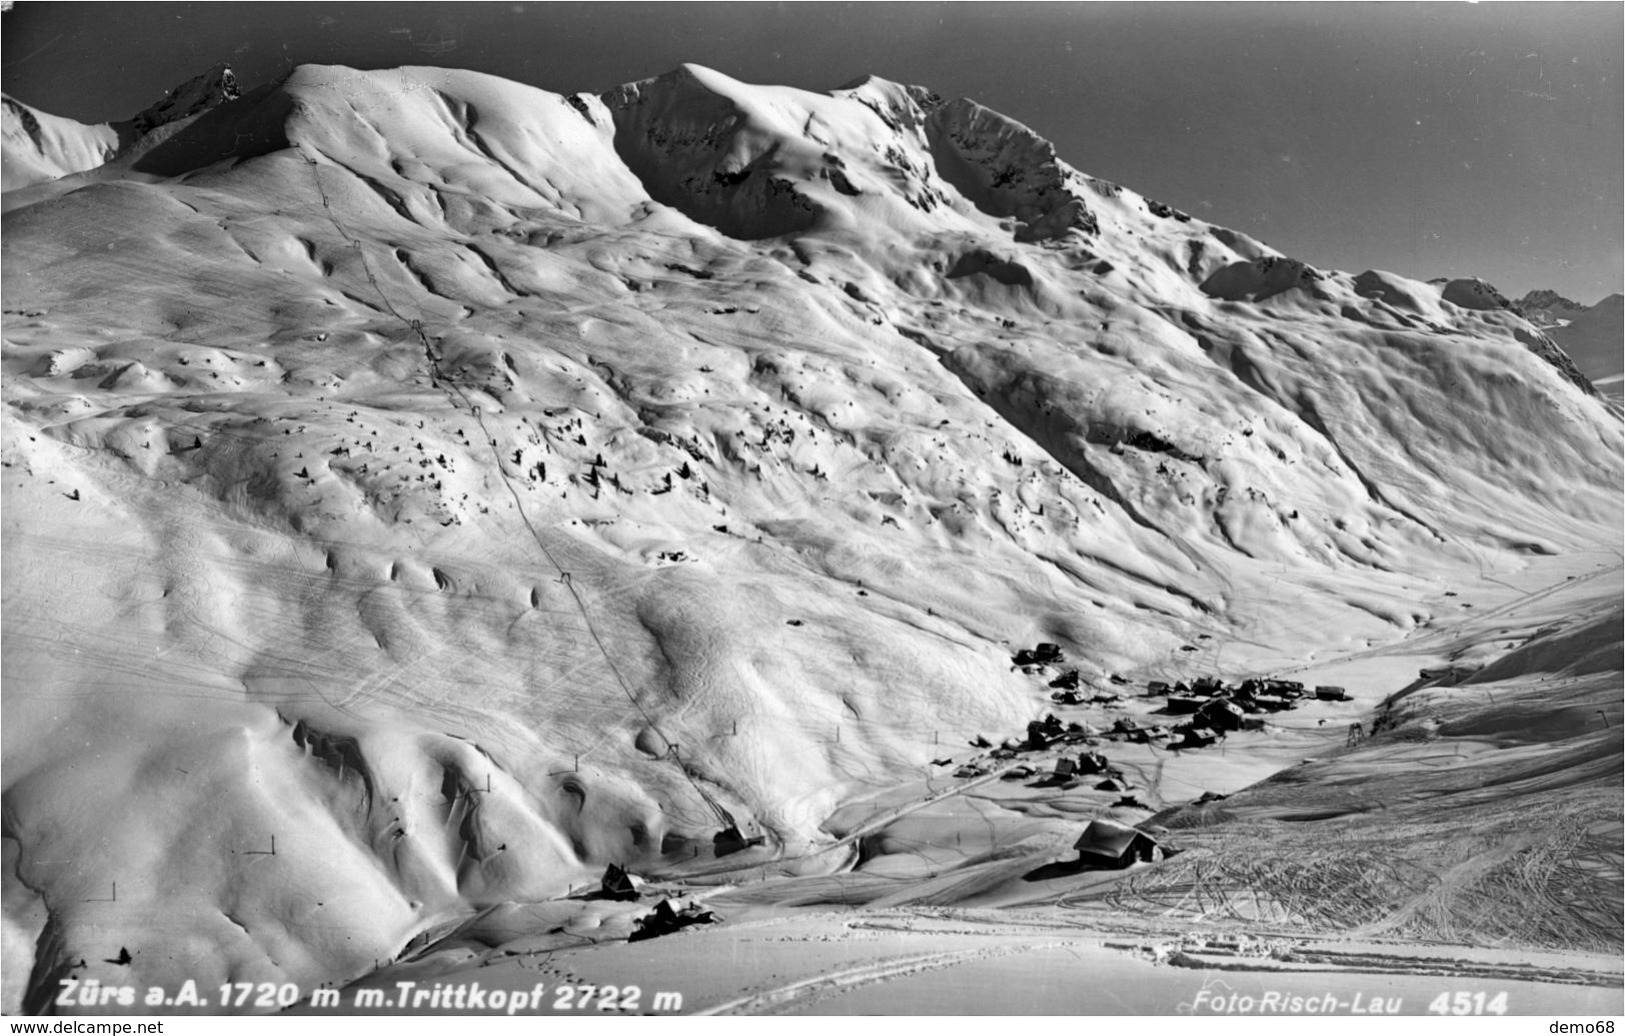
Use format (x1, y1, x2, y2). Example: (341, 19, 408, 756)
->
(2, 63, 1620, 1012)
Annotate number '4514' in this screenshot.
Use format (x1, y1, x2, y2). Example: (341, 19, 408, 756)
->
(1427, 991, 1507, 1015)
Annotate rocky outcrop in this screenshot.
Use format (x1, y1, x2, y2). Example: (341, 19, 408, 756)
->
(916, 92, 1100, 241)
(117, 62, 241, 141)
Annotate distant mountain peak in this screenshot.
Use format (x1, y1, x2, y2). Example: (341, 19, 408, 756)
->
(1516, 288, 1586, 314)
(1540, 292, 1624, 383)
(121, 62, 241, 138)
(0, 93, 117, 190)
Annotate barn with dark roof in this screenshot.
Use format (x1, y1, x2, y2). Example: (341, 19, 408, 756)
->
(1073, 819, 1160, 868)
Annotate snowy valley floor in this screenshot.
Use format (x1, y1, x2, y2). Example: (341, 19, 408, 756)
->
(321, 548, 1623, 1016)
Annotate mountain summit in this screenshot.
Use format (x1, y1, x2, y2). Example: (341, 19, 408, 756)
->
(120, 61, 240, 137)
(1517, 288, 1587, 316)
(3, 63, 1620, 1009)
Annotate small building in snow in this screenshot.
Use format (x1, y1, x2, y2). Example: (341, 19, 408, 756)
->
(1075, 750, 1109, 774)
(1173, 726, 1218, 749)
(598, 863, 640, 901)
(1196, 699, 1245, 732)
(1074, 819, 1161, 869)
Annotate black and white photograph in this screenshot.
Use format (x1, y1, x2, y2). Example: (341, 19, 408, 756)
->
(2, 0, 1621, 1021)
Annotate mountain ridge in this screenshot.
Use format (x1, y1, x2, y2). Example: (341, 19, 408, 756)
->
(1, 62, 241, 191)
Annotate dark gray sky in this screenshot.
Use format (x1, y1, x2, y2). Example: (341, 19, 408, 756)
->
(4, 2, 1620, 302)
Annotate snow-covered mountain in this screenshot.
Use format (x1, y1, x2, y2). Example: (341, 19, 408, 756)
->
(1516, 288, 1587, 323)
(1531, 292, 1623, 384)
(1, 63, 240, 193)
(3, 63, 1619, 1011)
(1, 95, 117, 191)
